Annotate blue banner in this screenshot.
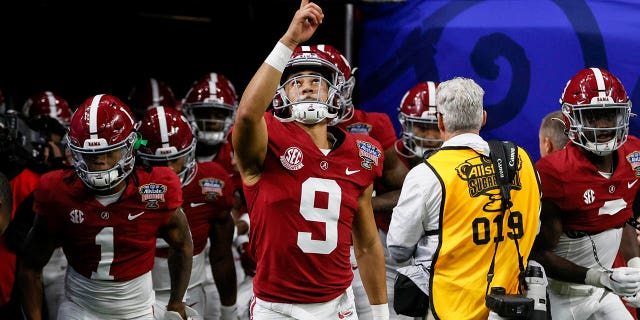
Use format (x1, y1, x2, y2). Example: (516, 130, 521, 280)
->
(358, 0, 640, 162)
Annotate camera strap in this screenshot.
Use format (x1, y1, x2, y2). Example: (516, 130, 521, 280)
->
(485, 140, 526, 296)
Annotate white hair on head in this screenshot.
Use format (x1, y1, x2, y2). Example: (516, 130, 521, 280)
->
(435, 77, 485, 132)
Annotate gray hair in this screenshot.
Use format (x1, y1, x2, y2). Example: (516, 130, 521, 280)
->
(435, 77, 485, 132)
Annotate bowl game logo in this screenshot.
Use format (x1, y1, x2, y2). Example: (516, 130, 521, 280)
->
(199, 178, 224, 201)
(356, 140, 381, 170)
(139, 183, 168, 209)
(626, 151, 640, 176)
(456, 155, 522, 212)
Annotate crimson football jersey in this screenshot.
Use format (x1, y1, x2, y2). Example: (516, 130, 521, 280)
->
(247, 113, 383, 303)
(337, 109, 398, 233)
(535, 136, 640, 233)
(182, 161, 234, 255)
(33, 166, 183, 281)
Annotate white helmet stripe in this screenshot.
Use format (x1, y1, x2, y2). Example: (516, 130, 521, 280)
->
(151, 78, 160, 106)
(209, 73, 219, 99)
(590, 67, 607, 97)
(156, 107, 170, 148)
(89, 94, 104, 139)
(427, 81, 436, 107)
(45, 91, 57, 118)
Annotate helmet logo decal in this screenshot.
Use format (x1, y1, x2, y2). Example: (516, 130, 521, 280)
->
(139, 183, 168, 209)
(199, 178, 224, 201)
(626, 151, 640, 177)
(356, 140, 381, 170)
(280, 146, 304, 171)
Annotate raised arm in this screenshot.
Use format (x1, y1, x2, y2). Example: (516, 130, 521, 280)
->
(232, 0, 323, 185)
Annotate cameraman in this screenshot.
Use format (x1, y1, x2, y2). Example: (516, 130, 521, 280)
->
(387, 77, 543, 319)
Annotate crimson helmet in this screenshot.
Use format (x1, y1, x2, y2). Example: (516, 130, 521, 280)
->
(22, 91, 72, 128)
(314, 44, 356, 124)
(397, 82, 442, 158)
(560, 67, 631, 156)
(273, 45, 346, 124)
(137, 106, 197, 186)
(127, 78, 177, 120)
(67, 94, 138, 190)
(182, 72, 238, 146)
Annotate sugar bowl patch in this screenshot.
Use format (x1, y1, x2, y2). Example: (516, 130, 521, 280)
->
(199, 178, 224, 201)
(139, 183, 167, 209)
(356, 140, 381, 170)
(627, 151, 640, 176)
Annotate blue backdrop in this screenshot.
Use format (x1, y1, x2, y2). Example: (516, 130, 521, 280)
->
(357, 0, 640, 162)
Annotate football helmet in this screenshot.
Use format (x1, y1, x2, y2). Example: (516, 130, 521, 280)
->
(22, 91, 72, 128)
(137, 106, 197, 186)
(314, 44, 356, 124)
(182, 72, 238, 146)
(67, 94, 138, 191)
(127, 78, 177, 120)
(273, 45, 346, 124)
(560, 67, 632, 156)
(397, 81, 442, 158)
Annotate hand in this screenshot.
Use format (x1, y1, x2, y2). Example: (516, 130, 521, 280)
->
(585, 267, 640, 296)
(282, 0, 324, 48)
(164, 304, 199, 320)
(623, 294, 640, 308)
(238, 242, 257, 277)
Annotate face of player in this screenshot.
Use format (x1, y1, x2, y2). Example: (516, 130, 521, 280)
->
(284, 71, 329, 104)
(167, 156, 186, 175)
(193, 108, 231, 132)
(83, 147, 125, 172)
(412, 123, 442, 150)
(579, 108, 619, 143)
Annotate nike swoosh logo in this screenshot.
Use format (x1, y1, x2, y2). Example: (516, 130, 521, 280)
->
(190, 202, 206, 208)
(629, 180, 639, 188)
(345, 168, 360, 175)
(127, 212, 144, 220)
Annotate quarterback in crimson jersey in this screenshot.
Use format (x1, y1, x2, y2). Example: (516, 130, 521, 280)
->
(532, 68, 640, 320)
(17, 94, 193, 320)
(232, 2, 389, 318)
(246, 113, 383, 302)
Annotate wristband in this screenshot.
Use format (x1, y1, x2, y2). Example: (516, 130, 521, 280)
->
(220, 304, 239, 320)
(239, 212, 250, 233)
(585, 268, 605, 287)
(371, 303, 390, 320)
(629, 257, 640, 268)
(265, 41, 293, 73)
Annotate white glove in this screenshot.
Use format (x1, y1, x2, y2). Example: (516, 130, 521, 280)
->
(623, 294, 640, 308)
(585, 267, 640, 297)
(164, 305, 199, 320)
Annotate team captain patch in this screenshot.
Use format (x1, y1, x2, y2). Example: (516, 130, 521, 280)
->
(356, 140, 381, 170)
(139, 183, 167, 209)
(627, 151, 640, 176)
